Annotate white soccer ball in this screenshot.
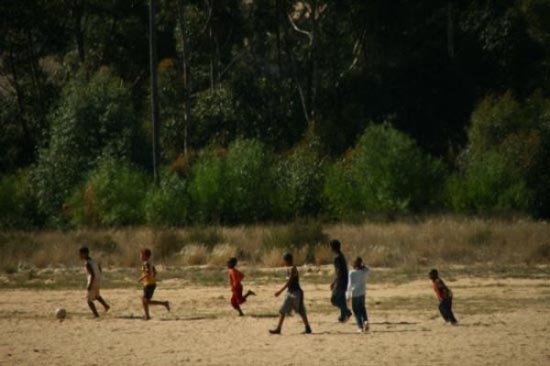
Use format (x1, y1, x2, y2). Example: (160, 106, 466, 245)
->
(55, 308, 67, 320)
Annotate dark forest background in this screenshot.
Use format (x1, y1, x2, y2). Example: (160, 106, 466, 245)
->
(1, 0, 550, 228)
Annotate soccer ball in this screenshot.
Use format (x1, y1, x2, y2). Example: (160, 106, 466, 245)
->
(55, 308, 67, 320)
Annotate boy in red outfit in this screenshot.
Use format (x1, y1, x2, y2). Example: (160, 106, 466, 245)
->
(429, 269, 458, 325)
(227, 257, 255, 316)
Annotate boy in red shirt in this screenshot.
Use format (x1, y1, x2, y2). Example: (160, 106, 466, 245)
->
(227, 257, 255, 316)
(429, 269, 458, 325)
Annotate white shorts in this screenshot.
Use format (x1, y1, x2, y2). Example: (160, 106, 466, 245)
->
(87, 283, 101, 301)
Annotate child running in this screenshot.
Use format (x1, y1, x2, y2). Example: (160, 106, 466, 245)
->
(429, 269, 458, 325)
(79, 247, 110, 318)
(347, 257, 369, 333)
(269, 253, 312, 335)
(227, 257, 255, 316)
(138, 248, 170, 320)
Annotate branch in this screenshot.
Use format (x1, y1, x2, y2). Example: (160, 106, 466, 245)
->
(287, 14, 313, 46)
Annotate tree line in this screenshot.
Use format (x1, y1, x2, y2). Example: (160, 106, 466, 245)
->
(1, 0, 549, 228)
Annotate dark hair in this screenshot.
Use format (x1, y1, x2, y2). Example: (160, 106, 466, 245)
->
(79, 246, 89, 255)
(354, 256, 364, 268)
(330, 239, 341, 252)
(283, 252, 293, 263)
(429, 269, 439, 278)
(227, 257, 238, 268)
(141, 248, 152, 258)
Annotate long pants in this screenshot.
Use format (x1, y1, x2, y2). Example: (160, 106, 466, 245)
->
(439, 297, 457, 323)
(331, 287, 352, 322)
(351, 295, 368, 329)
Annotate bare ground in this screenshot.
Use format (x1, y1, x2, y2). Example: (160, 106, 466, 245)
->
(1, 270, 549, 366)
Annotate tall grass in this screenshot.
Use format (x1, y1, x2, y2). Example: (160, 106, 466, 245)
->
(0, 217, 548, 273)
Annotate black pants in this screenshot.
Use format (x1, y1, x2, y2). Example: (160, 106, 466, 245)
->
(351, 295, 368, 329)
(439, 297, 457, 324)
(331, 287, 352, 322)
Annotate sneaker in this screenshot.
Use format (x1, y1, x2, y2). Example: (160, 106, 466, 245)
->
(302, 326, 312, 334)
(357, 328, 364, 333)
(269, 328, 281, 335)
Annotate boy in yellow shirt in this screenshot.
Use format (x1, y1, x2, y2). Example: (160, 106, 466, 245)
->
(138, 248, 170, 320)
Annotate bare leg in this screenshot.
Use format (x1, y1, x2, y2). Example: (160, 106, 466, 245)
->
(300, 313, 312, 333)
(148, 300, 170, 311)
(269, 313, 285, 334)
(244, 290, 255, 299)
(235, 305, 244, 316)
(87, 300, 99, 318)
(142, 297, 151, 320)
(96, 296, 110, 312)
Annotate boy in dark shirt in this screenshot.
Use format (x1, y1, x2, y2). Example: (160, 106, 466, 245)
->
(269, 253, 312, 335)
(429, 269, 458, 325)
(330, 239, 352, 322)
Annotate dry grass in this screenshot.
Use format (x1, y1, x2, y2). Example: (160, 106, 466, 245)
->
(208, 244, 238, 266)
(180, 244, 209, 265)
(1, 217, 549, 273)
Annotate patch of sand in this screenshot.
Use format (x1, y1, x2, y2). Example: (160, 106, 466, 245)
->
(0, 277, 549, 366)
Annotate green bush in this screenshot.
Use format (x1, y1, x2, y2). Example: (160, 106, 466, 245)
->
(324, 123, 445, 218)
(271, 147, 325, 220)
(67, 158, 149, 226)
(0, 171, 37, 229)
(446, 150, 533, 214)
(187, 147, 227, 223)
(144, 170, 190, 227)
(322, 159, 362, 220)
(223, 139, 272, 223)
(32, 68, 137, 224)
(456, 91, 550, 216)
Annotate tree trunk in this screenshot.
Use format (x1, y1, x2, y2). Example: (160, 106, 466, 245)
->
(73, 0, 86, 62)
(177, 0, 192, 156)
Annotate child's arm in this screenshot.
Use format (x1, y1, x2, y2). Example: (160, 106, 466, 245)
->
(274, 267, 296, 297)
(346, 272, 352, 300)
(86, 262, 94, 291)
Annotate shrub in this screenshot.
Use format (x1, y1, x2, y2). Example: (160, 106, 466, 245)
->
(446, 150, 533, 213)
(187, 148, 226, 223)
(271, 146, 325, 220)
(324, 123, 445, 218)
(451, 91, 550, 216)
(32, 68, 137, 224)
(0, 171, 37, 229)
(67, 157, 149, 226)
(144, 170, 190, 227)
(323, 159, 363, 220)
(223, 139, 272, 223)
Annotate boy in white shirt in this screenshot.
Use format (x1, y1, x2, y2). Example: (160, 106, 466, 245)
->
(79, 247, 110, 318)
(347, 257, 369, 332)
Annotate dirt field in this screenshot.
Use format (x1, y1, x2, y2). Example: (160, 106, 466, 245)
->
(1, 271, 549, 366)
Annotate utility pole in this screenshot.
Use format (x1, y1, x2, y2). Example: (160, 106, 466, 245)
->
(149, 0, 160, 184)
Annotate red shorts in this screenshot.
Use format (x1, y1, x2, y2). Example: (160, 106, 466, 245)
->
(231, 283, 246, 309)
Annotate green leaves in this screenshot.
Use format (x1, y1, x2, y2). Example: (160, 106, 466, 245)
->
(324, 123, 445, 218)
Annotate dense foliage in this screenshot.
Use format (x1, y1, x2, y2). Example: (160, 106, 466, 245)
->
(1, 0, 550, 227)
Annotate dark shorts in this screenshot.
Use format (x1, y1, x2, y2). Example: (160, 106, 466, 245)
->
(143, 284, 156, 300)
